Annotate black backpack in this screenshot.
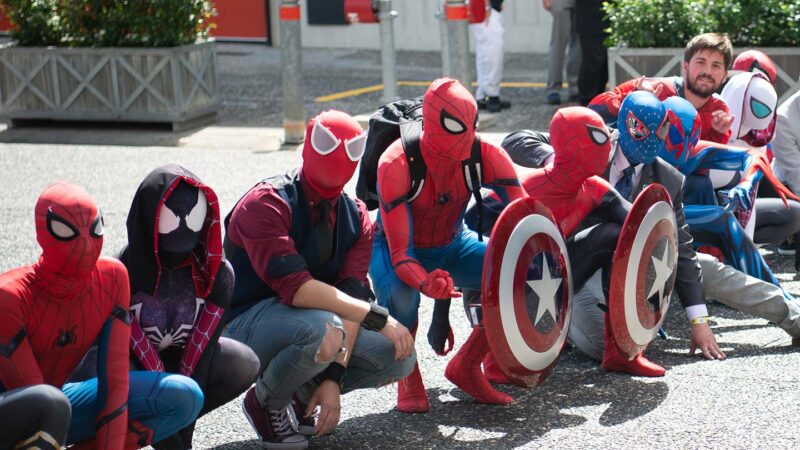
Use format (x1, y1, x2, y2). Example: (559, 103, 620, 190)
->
(355, 97, 485, 239)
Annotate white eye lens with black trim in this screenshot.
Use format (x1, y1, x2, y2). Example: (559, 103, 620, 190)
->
(158, 204, 181, 234)
(441, 110, 467, 134)
(344, 131, 368, 161)
(185, 190, 208, 232)
(46, 209, 79, 241)
(90, 212, 104, 238)
(587, 124, 609, 145)
(310, 119, 342, 155)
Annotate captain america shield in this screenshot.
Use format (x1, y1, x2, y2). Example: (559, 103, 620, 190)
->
(483, 197, 572, 387)
(609, 184, 678, 359)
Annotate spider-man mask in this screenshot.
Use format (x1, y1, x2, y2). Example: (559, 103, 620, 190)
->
(158, 180, 207, 256)
(549, 106, 611, 190)
(617, 91, 669, 165)
(35, 182, 104, 281)
(733, 50, 777, 85)
(662, 96, 702, 167)
(301, 110, 366, 199)
(420, 78, 478, 166)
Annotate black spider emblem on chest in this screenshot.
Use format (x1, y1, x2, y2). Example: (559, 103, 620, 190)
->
(54, 325, 78, 348)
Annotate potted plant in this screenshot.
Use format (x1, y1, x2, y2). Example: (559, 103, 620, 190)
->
(0, 0, 219, 130)
(604, 0, 800, 103)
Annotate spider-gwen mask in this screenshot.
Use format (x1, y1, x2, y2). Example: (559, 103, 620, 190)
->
(617, 91, 669, 165)
(420, 78, 479, 166)
(549, 106, 611, 190)
(662, 96, 702, 167)
(732, 50, 777, 85)
(158, 180, 207, 256)
(721, 72, 777, 142)
(35, 182, 104, 281)
(301, 110, 366, 199)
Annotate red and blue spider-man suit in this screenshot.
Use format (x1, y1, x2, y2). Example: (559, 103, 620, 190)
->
(0, 182, 203, 450)
(466, 107, 666, 377)
(660, 96, 800, 297)
(370, 78, 527, 412)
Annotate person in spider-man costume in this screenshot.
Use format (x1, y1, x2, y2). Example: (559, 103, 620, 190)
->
(224, 110, 414, 449)
(119, 164, 259, 449)
(722, 50, 778, 148)
(504, 91, 728, 363)
(661, 95, 800, 295)
(370, 78, 527, 412)
(0, 182, 202, 450)
(467, 107, 667, 376)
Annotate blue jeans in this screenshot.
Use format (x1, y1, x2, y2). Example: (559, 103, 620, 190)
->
(223, 298, 415, 410)
(369, 227, 486, 329)
(64, 371, 203, 445)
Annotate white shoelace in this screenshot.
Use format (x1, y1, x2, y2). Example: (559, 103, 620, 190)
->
(270, 406, 298, 437)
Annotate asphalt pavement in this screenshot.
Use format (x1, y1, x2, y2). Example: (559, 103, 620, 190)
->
(1, 43, 799, 449)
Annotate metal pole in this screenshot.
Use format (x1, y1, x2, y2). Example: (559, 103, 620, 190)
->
(377, 0, 399, 103)
(436, 1, 450, 77)
(445, 0, 471, 87)
(280, 0, 305, 145)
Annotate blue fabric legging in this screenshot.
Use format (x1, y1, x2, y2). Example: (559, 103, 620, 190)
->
(64, 371, 203, 445)
(369, 227, 486, 329)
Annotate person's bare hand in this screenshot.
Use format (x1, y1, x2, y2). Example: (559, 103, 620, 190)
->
(306, 380, 341, 436)
(379, 317, 414, 360)
(634, 76, 664, 97)
(711, 110, 734, 136)
(689, 322, 726, 360)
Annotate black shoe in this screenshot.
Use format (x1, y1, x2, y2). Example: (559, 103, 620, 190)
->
(477, 97, 488, 110)
(777, 240, 796, 256)
(487, 96, 502, 113)
(498, 98, 511, 109)
(546, 92, 561, 105)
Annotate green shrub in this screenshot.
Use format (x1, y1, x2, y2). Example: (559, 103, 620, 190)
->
(0, 0, 216, 47)
(604, 0, 800, 47)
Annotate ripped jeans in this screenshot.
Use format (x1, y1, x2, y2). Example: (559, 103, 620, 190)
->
(222, 297, 415, 410)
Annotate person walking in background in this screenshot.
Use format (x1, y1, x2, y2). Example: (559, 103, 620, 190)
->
(543, 0, 581, 105)
(575, 0, 611, 105)
(470, 0, 511, 112)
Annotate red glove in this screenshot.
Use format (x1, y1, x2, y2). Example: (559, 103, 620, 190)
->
(419, 269, 462, 299)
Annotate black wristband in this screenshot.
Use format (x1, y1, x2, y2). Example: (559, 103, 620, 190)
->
(361, 302, 389, 331)
(320, 362, 347, 389)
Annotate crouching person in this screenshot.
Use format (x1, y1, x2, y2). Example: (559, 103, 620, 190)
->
(222, 110, 416, 449)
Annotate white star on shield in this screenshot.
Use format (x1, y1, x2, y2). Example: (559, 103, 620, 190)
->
(527, 256, 562, 326)
(647, 244, 673, 309)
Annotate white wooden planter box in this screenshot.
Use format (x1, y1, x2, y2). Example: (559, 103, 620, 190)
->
(608, 46, 800, 104)
(0, 40, 219, 130)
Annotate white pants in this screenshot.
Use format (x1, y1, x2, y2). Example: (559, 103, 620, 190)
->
(471, 10, 504, 99)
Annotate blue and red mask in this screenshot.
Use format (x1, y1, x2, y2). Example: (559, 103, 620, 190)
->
(617, 91, 669, 165)
(662, 96, 702, 167)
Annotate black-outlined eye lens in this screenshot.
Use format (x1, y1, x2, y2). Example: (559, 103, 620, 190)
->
(185, 190, 208, 232)
(750, 97, 773, 119)
(47, 209, 79, 241)
(90, 212, 104, 238)
(587, 124, 609, 145)
(440, 109, 467, 134)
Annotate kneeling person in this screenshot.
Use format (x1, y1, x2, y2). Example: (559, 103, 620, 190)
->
(223, 110, 415, 449)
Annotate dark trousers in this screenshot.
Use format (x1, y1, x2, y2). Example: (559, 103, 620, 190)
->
(576, 0, 610, 105)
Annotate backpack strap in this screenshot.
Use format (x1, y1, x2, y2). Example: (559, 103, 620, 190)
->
(462, 138, 484, 241)
(399, 120, 427, 203)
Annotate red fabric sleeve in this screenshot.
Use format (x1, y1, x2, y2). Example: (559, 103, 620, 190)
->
(95, 259, 131, 450)
(227, 185, 313, 306)
(129, 316, 164, 372)
(588, 78, 640, 117)
(377, 143, 428, 290)
(0, 273, 44, 390)
(481, 141, 528, 202)
(337, 199, 374, 285)
(469, 0, 487, 23)
(698, 97, 733, 144)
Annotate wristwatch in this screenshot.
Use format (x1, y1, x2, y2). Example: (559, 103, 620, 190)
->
(361, 302, 389, 331)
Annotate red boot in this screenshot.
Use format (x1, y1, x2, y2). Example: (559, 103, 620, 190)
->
(397, 326, 429, 413)
(482, 350, 512, 385)
(601, 320, 665, 377)
(445, 328, 513, 404)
